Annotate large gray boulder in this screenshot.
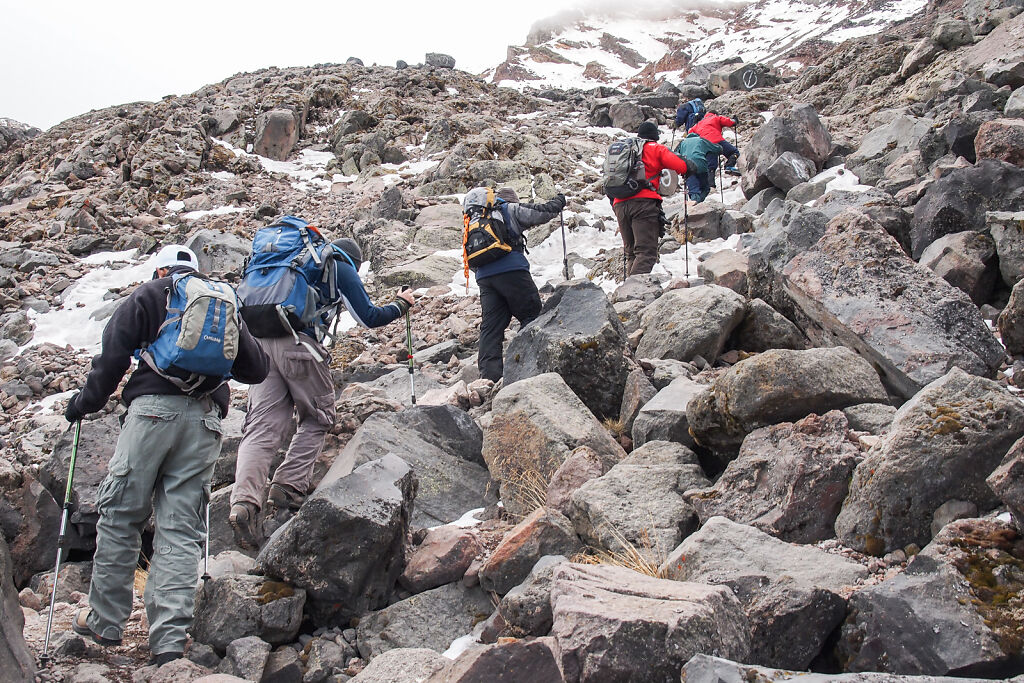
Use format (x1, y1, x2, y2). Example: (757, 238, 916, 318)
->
(504, 280, 630, 420)
(988, 210, 1024, 286)
(687, 411, 861, 543)
(682, 654, 994, 683)
(568, 441, 709, 563)
(550, 563, 751, 682)
(630, 376, 706, 449)
(498, 555, 567, 636)
(745, 199, 829, 322)
(184, 229, 252, 277)
(356, 582, 492, 660)
(256, 454, 416, 624)
(634, 285, 746, 362)
(350, 648, 448, 683)
(987, 436, 1024, 532)
(918, 231, 999, 305)
(999, 276, 1024, 354)
(317, 405, 493, 527)
(813, 187, 913, 255)
(0, 537, 33, 683)
(741, 103, 832, 199)
(730, 298, 808, 353)
(662, 517, 867, 670)
(838, 518, 1024, 676)
(765, 151, 817, 193)
(426, 637, 563, 682)
(783, 210, 1004, 398)
(836, 368, 1024, 555)
(962, 9, 1024, 82)
(40, 414, 120, 534)
(687, 347, 887, 454)
(253, 109, 301, 161)
(190, 574, 305, 654)
(482, 373, 626, 517)
(910, 160, 1024, 258)
(846, 115, 934, 188)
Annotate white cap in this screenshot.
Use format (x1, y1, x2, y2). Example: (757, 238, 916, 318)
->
(151, 244, 199, 270)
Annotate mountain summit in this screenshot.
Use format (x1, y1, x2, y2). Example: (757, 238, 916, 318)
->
(488, 0, 927, 89)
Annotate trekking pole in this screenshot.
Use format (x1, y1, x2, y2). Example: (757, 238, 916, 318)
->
(560, 209, 570, 281)
(684, 198, 690, 279)
(719, 163, 725, 203)
(201, 501, 211, 583)
(40, 420, 82, 666)
(670, 123, 676, 151)
(403, 287, 416, 405)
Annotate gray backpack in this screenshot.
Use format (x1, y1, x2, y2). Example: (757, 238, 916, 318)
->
(603, 137, 656, 199)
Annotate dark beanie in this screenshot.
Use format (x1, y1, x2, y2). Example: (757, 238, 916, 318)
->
(496, 187, 519, 203)
(637, 121, 660, 141)
(333, 238, 362, 269)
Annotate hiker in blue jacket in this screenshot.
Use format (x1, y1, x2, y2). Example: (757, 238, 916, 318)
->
(64, 245, 269, 667)
(230, 237, 415, 550)
(674, 98, 706, 133)
(466, 187, 566, 382)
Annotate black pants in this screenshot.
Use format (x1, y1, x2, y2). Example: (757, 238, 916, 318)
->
(478, 269, 541, 382)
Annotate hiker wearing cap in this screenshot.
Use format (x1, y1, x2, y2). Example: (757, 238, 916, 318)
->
(611, 121, 690, 276)
(465, 186, 565, 382)
(690, 111, 739, 182)
(230, 231, 416, 550)
(63, 244, 269, 666)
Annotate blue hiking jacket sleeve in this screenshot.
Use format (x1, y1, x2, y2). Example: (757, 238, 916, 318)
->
(330, 264, 404, 329)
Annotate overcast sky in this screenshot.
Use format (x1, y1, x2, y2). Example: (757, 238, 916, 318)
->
(2, 0, 588, 130)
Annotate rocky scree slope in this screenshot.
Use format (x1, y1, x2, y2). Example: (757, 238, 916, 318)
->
(5, 0, 1024, 680)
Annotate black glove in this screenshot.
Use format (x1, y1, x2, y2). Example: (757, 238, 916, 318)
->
(556, 193, 566, 208)
(64, 393, 84, 423)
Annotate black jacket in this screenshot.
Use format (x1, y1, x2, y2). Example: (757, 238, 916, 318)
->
(73, 266, 269, 418)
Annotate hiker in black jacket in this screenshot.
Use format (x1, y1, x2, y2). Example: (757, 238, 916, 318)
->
(466, 187, 566, 382)
(64, 245, 268, 667)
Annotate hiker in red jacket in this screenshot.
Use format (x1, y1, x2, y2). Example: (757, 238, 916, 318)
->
(691, 111, 739, 185)
(612, 121, 690, 276)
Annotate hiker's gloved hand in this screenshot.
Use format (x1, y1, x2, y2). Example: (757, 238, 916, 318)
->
(64, 393, 84, 423)
(556, 193, 566, 208)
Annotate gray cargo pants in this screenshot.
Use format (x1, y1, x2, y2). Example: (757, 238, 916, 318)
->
(231, 336, 336, 509)
(86, 394, 223, 655)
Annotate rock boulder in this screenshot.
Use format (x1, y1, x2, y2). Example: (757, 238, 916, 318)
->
(836, 368, 1024, 555)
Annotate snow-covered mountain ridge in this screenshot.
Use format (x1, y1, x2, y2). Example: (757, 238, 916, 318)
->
(488, 0, 928, 90)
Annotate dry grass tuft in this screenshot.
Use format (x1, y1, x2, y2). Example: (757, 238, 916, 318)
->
(602, 417, 628, 437)
(501, 466, 550, 521)
(571, 520, 667, 579)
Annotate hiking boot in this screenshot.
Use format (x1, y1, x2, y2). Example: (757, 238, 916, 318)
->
(72, 608, 122, 646)
(724, 166, 740, 176)
(229, 502, 261, 551)
(262, 483, 305, 539)
(148, 651, 183, 667)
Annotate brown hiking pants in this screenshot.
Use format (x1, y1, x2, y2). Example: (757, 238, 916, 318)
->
(231, 336, 336, 509)
(613, 197, 662, 276)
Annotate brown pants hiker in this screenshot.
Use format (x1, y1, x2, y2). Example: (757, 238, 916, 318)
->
(614, 197, 662, 276)
(231, 336, 336, 509)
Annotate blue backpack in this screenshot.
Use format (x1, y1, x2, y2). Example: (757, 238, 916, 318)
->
(237, 216, 355, 344)
(138, 273, 240, 394)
